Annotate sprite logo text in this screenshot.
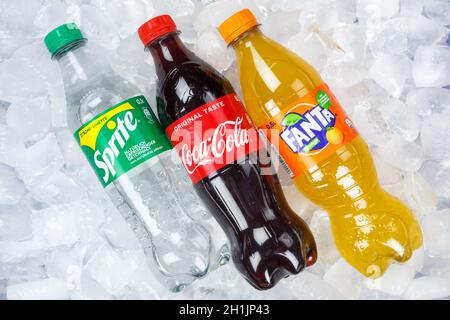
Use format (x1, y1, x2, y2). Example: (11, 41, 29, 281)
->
(94, 111, 137, 183)
(75, 96, 172, 187)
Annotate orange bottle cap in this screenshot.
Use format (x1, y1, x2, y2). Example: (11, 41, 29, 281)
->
(218, 9, 259, 45)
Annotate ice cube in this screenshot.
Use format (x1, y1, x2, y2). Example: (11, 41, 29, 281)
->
(55, 128, 86, 169)
(0, 100, 9, 125)
(93, 0, 154, 39)
(400, 0, 424, 16)
(423, 0, 450, 26)
(287, 31, 329, 71)
(286, 271, 344, 299)
(11, 41, 62, 89)
(322, 61, 367, 88)
(422, 255, 450, 278)
(7, 277, 71, 300)
(84, 242, 137, 295)
(403, 172, 438, 216)
(324, 259, 364, 299)
(405, 247, 425, 272)
(0, 163, 26, 205)
(372, 152, 404, 186)
(195, 0, 239, 32)
(46, 245, 86, 290)
(358, 286, 399, 300)
(351, 101, 392, 146)
(309, 210, 340, 266)
(111, 34, 155, 93)
(34, 2, 80, 34)
(0, 251, 46, 283)
(0, 0, 44, 37)
(0, 280, 5, 300)
(298, 1, 338, 33)
(0, 204, 32, 242)
(331, 23, 366, 62)
(183, 264, 241, 299)
(357, 0, 400, 22)
(72, 200, 105, 244)
(28, 170, 86, 205)
(422, 209, 450, 258)
(406, 87, 450, 116)
(403, 276, 450, 299)
(6, 96, 51, 143)
(368, 54, 412, 98)
(0, 58, 47, 103)
(268, 0, 307, 12)
(406, 16, 446, 54)
(69, 166, 109, 205)
(165, 15, 195, 45)
(379, 98, 421, 142)
(365, 263, 416, 296)
(420, 161, 450, 198)
(79, 5, 120, 51)
(413, 45, 450, 87)
(377, 136, 423, 171)
(252, 283, 297, 301)
(335, 0, 358, 24)
(366, 18, 408, 57)
(71, 274, 113, 300)
(196, 28, 234, 72)
(262, 10, 301, 44)
(48, 79, 67, 128)
(420, 113, 450, 161)
(16, 133, 65, 185)
(31, 204, 78, 248)
(152, 0, 196, 17)
(125, 252, 166, 299)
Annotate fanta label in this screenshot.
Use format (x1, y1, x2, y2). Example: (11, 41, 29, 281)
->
(166, 94, 260, 184)
(259, 83, 358, 178)
(74, 96, 172, 187)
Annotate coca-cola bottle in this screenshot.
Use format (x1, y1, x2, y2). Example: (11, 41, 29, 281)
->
(138, 15, 317, 290)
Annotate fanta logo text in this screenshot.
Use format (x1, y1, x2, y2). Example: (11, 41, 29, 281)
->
(180, 116, 249, 174)
(280, 105, 335, 153)
(94, 111, 138, 183)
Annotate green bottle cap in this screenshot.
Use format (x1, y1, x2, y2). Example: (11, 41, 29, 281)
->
(44, 23, 86, 57)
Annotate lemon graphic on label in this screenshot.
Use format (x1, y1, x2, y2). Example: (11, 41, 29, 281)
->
(326, 127, 344, 145)
(107, 120, 117, 130)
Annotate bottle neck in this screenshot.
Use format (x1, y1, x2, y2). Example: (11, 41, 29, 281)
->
(229, 26, 264, 53)
(147, 32, 195, 79)
(54, 40, 108, 88)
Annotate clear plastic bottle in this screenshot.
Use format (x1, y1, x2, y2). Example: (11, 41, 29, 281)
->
(45, 23, 229, 292)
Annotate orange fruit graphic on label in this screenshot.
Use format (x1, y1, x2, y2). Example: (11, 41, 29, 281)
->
(326, 127, 344, 145)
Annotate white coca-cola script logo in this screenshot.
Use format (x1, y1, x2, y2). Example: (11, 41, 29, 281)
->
(180, 116, 250, 174)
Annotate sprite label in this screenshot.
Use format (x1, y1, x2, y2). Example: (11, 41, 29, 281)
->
(74, 96, 172, 187)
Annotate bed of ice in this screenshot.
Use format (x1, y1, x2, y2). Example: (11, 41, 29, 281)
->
(1, 0, 450, 300)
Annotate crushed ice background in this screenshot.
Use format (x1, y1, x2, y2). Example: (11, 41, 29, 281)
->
(0, 0, 450, 300)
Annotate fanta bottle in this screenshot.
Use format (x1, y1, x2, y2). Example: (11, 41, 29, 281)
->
(218, 9, 423, 278)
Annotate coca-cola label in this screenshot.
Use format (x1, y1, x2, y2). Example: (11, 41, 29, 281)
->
(166, 94, 260, 184)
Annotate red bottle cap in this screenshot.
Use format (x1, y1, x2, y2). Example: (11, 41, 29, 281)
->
(138, 15, 177, 47)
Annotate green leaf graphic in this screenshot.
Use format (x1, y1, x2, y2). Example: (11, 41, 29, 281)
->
(281, 113, 303, 127)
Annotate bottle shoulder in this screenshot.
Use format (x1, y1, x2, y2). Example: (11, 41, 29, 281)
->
(157, 59, 235, 119)
(236, 35, 323, 91)
(65, 71, 143, 130)
(235, 35, 324, 120)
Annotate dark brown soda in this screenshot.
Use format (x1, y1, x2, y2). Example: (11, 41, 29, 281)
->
(147, 31, 317, 290)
